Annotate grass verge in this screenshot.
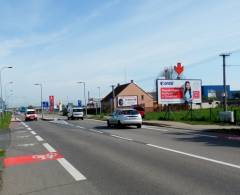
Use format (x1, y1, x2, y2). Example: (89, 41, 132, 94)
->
(0, 112, 12, 130)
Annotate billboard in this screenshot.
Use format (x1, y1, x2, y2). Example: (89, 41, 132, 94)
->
(117, 96, 138, 107)
(49, 96, 54, 112)
(157, 79, 202, 104)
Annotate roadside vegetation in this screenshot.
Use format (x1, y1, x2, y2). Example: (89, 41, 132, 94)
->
(0, 112, 12, 130)
(145, 106, 240, 124)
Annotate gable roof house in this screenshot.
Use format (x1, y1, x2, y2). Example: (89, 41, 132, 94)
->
(101, 80, 153, 113)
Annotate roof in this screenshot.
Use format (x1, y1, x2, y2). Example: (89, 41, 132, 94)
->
(102, 82, 153, 102)
(102, 83, 130, 101)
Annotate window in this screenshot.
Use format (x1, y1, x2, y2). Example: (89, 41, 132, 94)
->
(141, 95, 144, 100)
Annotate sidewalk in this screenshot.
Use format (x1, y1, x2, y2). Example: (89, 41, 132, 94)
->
(143, 120, 240, 131)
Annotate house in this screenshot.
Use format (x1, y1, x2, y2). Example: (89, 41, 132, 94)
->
(101, 80, 154, 113)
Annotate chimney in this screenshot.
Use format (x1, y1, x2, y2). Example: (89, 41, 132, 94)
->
(130, 80, 134, 83)
(117, 83, 120, 87)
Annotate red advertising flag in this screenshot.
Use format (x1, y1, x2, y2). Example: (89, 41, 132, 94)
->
(49, 95, 54, 112)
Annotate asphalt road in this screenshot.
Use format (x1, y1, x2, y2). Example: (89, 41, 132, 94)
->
(19, 118, 240, 195)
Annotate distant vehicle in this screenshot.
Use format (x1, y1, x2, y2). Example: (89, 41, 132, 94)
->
(107, 108, 142, 128)
(25, 109, 38, 121)
(67, 107, 84, 120)
(132, 105, 145, 118)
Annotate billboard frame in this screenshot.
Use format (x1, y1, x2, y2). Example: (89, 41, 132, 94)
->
(156, 79, 202, 105)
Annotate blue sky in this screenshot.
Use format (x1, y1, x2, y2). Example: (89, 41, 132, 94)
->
(0, 0, 240, 106)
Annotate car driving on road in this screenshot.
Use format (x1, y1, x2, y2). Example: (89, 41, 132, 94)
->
(67, 107, 84, 120)
(107, 108, 142, 128)
(25, 109, 38, 121)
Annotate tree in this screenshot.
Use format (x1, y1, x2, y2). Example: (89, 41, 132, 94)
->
(157, 66, 184, 79)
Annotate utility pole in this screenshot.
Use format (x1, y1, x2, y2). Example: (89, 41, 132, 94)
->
(220, 53, 230, 112)
(111, 85, 115, 112)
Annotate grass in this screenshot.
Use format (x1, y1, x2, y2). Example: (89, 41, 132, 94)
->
(0, 112, 12, 130)
(145, 107, 240, 124)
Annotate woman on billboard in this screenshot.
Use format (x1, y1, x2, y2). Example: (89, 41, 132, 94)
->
(184, 81, 192, 104)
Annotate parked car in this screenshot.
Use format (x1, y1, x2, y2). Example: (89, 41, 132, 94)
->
(132, 105, 145, 118)
(107, 108, 142, 128)
(25, 109, 38, 121)
(67, 107, 84, 120)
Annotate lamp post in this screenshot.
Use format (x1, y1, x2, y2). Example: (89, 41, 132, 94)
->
(77, 81, 87, 116)
(97, 86, 101, 115)
(0, 66, 13, 112)
(34, 83, 43, 119)
(5, 81, 13, 104)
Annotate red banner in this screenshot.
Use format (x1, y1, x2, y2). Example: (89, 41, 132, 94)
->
(49, 95, 54, 112)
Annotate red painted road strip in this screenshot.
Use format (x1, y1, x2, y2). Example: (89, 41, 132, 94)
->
(4, 152, 63, 167)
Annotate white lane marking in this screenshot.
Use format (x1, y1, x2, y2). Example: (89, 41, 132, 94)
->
(142, 125, 168, 132)
(57, 158, 87, 181)
(190, 133, 217, 138)
(42, 143, 86, 181)
(143, 125, 217, 138)
(27, 127, 32, 131)
(17, 135, 31, 138)
(17, 143, 36, 147)
(111, 134, 133, 141)
(147, 144, 240, 169)
(30, 131, 37, 135)
(86, 119, 105, 123)
(15, 130, 28, 134)
(35, 135, 44, 142)
(43, 143, 57, 152)
(50, 120, 69, 125)
(89, 129, 103, 134)
(76, 126, 84, 129)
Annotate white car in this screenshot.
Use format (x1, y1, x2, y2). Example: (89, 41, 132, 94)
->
(107, 109, 142, 128)
(67, 107, 84, 120)
(25, 109, 38, 121)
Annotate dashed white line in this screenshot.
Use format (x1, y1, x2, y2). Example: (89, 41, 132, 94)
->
(57, 158, 87, 181)
(43, 143, 57, 152)
(42, 143, 86, 181)
(111, 134, 133, 141)
(17, 135, 31, 138)
(76, 126, 84, 129)
(30, 131, 37, 135)
(35, 135, 44, 142)
(142, 126, 168, 132)
(17, 143, 36, 147)
(89, 129, 103, 134)
(147, 144, 240, 169)
(27, 127, 32, 131)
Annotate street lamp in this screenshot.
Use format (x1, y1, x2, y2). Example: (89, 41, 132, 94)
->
(34, 83, 43, 119)
(97, 86, 101, 115)
(77, 81, 87, 116)
(0, 66, 13, 112)
(5, 81, 13, 103)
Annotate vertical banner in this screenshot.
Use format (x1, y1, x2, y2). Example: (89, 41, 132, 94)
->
(49, 96, 54, 112)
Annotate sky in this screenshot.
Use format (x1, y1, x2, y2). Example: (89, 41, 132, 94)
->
(0, 0, 240, 107)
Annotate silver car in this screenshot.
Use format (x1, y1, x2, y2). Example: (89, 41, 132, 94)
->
(107, 109, 142, 128)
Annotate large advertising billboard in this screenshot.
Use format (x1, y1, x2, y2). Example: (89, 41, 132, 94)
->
(157, 79, 202, 104)
(117, 96, 138, 107)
